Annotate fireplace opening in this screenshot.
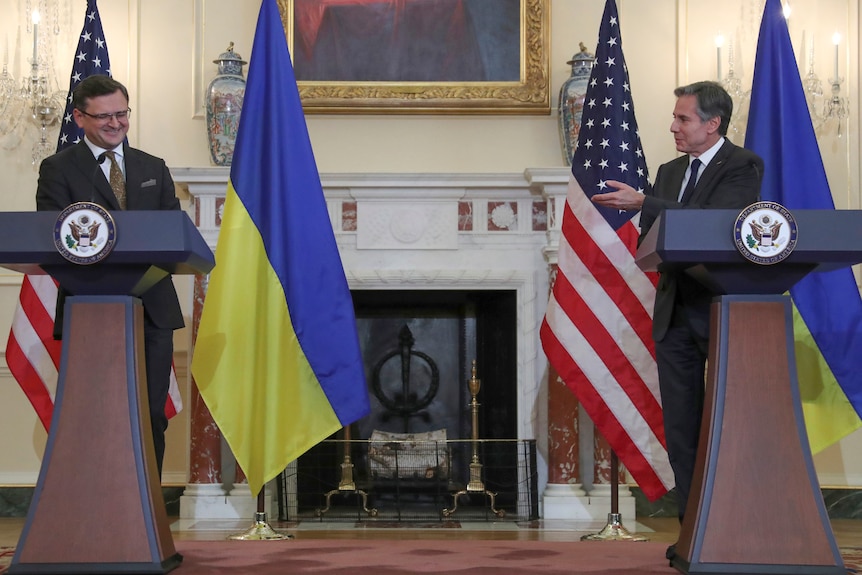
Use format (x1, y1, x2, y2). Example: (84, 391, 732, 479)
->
(283, 290, 539, 521)
(352, 289, 517, 442)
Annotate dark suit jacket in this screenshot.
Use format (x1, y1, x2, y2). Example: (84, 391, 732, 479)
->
(638, 139, 763, 343)
(36, 140, 185, 335)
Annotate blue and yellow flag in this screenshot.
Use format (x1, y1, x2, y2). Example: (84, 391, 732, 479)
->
(745, 0, 862, 452)
(191, 0, 370, 496)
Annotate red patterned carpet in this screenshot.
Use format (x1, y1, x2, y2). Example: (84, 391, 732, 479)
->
(2, 541, 859, 574)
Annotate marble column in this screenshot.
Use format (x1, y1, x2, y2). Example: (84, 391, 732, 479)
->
(540, 261, 591, 520)
(531, 169, 636, 522)
(178, 221, 258, 520)
(547, 370, 580, 485)
(542, 367, 592, 520)
(187, 275, 220, 486)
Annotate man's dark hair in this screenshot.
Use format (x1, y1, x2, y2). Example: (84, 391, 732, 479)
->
(72, 75, 129, 111)
(673, 81, 733, 136)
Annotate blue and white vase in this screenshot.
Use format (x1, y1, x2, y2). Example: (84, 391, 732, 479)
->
(558, 43, 595, 166)
(205, 42, 247, 166)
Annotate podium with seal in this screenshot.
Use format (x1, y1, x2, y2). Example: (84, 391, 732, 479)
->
(636, 204, 862, 575)
(1, 208, 214, 575)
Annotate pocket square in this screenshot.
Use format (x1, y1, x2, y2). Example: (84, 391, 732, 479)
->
(141, 179, 157, 188)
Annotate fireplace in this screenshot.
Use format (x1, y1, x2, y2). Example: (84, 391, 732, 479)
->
(175, 167, 574, 519)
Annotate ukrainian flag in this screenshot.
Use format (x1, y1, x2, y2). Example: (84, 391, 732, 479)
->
(745, 0, 862, 452)
(191, 0, 370, 496)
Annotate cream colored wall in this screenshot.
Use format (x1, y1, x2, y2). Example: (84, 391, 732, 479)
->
(0, 0, 860, 489)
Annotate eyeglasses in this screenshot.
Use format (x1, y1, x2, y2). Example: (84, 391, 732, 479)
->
(78, 108, 132, 122)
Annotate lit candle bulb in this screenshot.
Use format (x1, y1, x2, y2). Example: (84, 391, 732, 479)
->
(31, 10, 40, 65)
(832, 32, 841, 80)
(715, 34, 725, 81)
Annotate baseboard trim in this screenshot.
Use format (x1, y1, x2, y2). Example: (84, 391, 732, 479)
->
(3, 486, 861, 520)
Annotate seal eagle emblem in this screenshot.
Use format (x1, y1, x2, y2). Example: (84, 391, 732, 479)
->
(53, 202, 117, 265)
(733, 201, 798, 265)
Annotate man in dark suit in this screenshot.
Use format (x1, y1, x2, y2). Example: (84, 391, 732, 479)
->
(591, 81, 763, 559)
(36, 75, 184, 477)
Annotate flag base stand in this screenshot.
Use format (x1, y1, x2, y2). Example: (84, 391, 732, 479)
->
(579, 452, 649, 542)
(228, 512, 292, 541)
(580, 513, 648, 542)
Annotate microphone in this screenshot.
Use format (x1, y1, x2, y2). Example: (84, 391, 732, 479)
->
(91, 152, 108, 203)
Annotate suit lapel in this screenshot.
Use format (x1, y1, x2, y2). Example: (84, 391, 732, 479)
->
(72, 142, 121, 210)
(663, 156, 689, 201)
(123, 143, 140, 210)
(687, 140, 735, 204)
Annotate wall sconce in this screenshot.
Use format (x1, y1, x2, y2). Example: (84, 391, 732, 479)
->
(716, 34, 750, 136)
(804, 32, 849, 137)
(803, 36, 824, 110)
(824, 32, 849, 132)
(0, 43, 27, 149)
(0, 1, 64, 164)
(25, 9, 65, 163)
(715, 34, 724, 81)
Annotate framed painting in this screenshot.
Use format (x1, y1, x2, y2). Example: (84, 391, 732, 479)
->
(276, 0, 550, 114)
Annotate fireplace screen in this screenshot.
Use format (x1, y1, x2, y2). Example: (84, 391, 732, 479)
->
(275, 289, 526, 522)
(276, 439, 538, 522)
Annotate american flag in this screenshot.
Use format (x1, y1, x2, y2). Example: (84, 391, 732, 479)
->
(540, 0, 673, 501)
(5, 0, 182, 431)
(57, 0, 111, 147)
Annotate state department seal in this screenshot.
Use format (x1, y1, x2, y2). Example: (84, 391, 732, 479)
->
(733, 201, 798, 265)
(53, 202, 117, 265)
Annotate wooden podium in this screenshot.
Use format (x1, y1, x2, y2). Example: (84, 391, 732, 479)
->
(636, 209, 862, 575)
(0, 211, 214, 575)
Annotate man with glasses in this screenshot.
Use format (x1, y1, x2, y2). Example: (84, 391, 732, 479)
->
(36, 75, 184, 478)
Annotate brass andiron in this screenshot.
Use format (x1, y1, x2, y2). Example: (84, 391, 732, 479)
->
(443, 360, 504, 518)
(316, 425, 378, 517)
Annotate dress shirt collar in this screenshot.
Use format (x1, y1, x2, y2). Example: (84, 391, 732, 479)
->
(691, 136, 725, 169)
(83, 136, 123, 162)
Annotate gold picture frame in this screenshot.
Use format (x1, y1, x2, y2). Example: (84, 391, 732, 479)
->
(277, 0, 549, 114)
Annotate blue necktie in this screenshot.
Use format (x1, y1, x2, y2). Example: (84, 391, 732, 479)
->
(680, 158, 702, 204)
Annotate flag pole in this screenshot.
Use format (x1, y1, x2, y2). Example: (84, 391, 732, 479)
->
(228, 484, 292, 541)
(580, 450, 648, 541)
